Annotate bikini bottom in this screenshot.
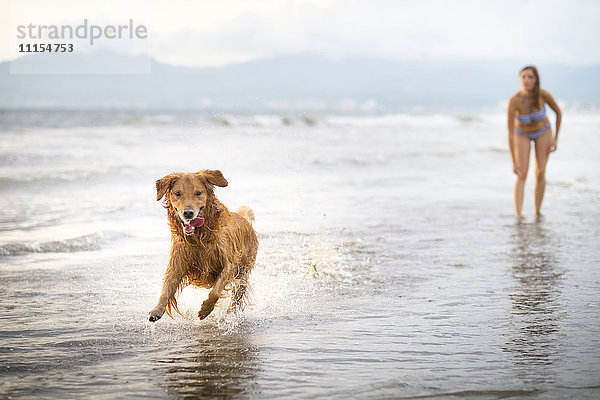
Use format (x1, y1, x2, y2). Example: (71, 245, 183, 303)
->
(516, 122, 551, 141)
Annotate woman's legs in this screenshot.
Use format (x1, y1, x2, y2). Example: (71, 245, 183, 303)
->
(513, 133, 531, 219)
(534, 129, 553, 215)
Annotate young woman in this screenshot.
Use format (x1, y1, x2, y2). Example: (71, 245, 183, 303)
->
(507, 66, 562, 219)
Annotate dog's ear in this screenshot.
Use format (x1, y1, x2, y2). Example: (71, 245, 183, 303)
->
(156, 173, 180, 201)
(199, 170, 228, 188)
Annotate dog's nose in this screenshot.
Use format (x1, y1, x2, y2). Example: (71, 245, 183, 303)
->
(183, 209, 195, 220)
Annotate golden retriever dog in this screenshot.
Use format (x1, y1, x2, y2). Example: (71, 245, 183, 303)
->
(149, 170, 258, 322)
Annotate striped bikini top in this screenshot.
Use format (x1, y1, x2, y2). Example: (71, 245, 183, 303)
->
(517, 95, 546, 124)
(517, 106, 546, 124)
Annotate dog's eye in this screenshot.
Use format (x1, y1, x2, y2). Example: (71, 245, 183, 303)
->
(174, 191, 181, 197)
(196, 191, 202, 196)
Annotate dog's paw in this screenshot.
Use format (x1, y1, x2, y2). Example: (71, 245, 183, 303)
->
(149, 314, 161, 322)
(149, 307, 165, 322)
(198, 301, 215, 320)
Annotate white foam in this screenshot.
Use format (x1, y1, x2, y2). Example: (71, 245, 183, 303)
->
(0, 232, 104, 256)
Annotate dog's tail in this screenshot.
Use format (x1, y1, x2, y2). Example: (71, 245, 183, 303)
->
(236, 205, 255, 225)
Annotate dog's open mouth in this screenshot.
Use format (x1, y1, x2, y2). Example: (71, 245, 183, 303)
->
(183, 217, 205, 235)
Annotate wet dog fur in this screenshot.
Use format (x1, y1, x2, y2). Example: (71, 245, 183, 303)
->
(149, 170, 258, 322)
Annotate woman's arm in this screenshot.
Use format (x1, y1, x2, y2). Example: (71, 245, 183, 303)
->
(542, 89, 562, 151)
(507, 96, 522, 176)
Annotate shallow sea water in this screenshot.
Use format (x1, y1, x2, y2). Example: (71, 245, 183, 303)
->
(1, 109, 599, 399)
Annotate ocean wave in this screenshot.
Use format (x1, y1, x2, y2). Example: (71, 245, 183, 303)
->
(0, 165, 133, 184)
(0, 233, 104, 256)
(326, 113, 461, 128)
(205, 114, 322, 127)
(2, 110, 511, 134)
(550, 176, 598, 194)
(310, 157, 377, 167)
(308, 149, 476, 167)
(199, 112, 498, 128)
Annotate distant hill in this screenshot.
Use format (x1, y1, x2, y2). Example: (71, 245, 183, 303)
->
(1, 51, 599, 112)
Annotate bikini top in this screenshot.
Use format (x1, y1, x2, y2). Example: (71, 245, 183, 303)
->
(517, 106, 546, 124)
(517, 95, 546, 124)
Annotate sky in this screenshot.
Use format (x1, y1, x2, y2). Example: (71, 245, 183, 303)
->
(2, 0, 600, 67)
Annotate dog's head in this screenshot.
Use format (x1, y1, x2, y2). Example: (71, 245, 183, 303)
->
(156, 170, 228, 235)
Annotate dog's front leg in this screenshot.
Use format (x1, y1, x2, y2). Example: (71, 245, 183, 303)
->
(149, 260, 185, 322)
(198, 268, 231, 320)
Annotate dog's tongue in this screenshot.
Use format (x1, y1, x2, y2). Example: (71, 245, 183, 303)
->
(183, 217, 205, 234)
(189, 218, 205, 227)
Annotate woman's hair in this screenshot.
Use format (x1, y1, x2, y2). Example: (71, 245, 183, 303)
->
(520, 65, 541, 108)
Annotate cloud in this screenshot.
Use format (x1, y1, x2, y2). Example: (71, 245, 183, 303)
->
(2, 0, 600, 66)
(148, 0, 600, 66)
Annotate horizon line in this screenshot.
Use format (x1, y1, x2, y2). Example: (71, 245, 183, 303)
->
(2, 50, 600, 70)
